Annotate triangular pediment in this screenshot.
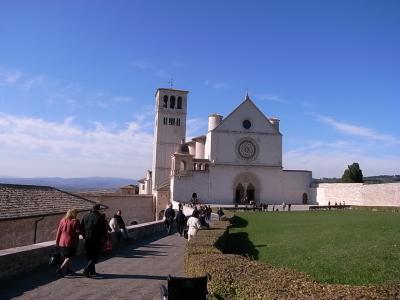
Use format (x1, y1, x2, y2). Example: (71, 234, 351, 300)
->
(213, 97, 280, 134)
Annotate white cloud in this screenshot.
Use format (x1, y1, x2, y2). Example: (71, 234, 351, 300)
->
(0, 113, 153, 178)
(255, 93, 286, 103)
(129, 60, 151, 69)
(204, 80, 228, 89)
(0, 68, 44, 91)
(186, 117, 208, 139)
(311, 113, 399, 144)
(284, 149, 400, 178)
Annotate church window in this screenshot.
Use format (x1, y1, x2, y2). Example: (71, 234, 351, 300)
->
(242, 119, 252, 129)
(163, 95, 168, 108)
(170, 96, 176, 108)
(177, 96, 182, 109)
(180, 160, 186, 171)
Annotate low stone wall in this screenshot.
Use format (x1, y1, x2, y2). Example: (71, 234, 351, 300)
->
(311, 182, 400, 207)
(0, 220, 165, 281)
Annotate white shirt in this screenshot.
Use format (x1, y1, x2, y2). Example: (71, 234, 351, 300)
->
(187, 216, 201, 236)
(109, 217, 120, 232)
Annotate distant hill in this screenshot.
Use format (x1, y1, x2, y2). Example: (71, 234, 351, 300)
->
(313, 175, 400, 184)
(0, 177, 137, 192)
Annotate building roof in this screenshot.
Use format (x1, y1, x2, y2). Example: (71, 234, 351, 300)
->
(0, 184, 104, 220)
(120, 184, 138, 189)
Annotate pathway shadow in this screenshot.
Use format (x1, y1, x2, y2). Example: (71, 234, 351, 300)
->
(0, 233, 174, 299)
(225, 215, 259, 260)
(90, 273, 167, 280)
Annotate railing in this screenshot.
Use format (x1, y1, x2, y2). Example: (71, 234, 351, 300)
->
(0, 220, 166, 281)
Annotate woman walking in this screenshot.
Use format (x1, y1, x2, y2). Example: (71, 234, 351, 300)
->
(186, 210, 202, 241)
(55, 208, 81, 277)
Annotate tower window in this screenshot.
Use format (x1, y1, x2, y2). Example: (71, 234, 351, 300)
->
(177, 118, 180, 126)
(163, 117, 167, 125)
(163, 95, 168, 108)
(169, 117, 176, 125)
(170, 96, 176, 108)
(177, 96, 182, 109)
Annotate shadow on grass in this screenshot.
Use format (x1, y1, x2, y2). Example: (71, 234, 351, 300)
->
(224, 215, 259, 260)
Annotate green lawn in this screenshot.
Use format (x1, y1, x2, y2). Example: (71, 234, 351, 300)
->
(226, 210, 400, 285)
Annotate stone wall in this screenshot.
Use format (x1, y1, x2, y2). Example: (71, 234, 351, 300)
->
(0, 212, 87, 251)
(311, 182, 400, 207)
(0, 220, 165, 281)
(79, 194, 154, 224)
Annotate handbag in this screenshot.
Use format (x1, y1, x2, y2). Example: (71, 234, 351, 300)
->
(49, 251, 61, 266)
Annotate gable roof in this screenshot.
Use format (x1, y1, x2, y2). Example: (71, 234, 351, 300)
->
(0, 184, 105, 220)
(212, 95, 280, 135)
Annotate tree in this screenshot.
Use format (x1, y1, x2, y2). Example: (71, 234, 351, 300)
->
(341, 162, 364, 183)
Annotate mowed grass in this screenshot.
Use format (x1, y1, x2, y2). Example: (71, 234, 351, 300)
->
(226, 210, 400, 285)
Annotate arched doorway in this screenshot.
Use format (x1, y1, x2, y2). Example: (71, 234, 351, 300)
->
(302, 193, 308, 204)
(247, 184, 255, 203)
(235, 184, 244, 204)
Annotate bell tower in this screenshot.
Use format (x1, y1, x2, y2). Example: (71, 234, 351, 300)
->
(152, 88, 188, 191)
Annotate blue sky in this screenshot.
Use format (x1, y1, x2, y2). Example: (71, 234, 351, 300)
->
(0, 0, 399, 178)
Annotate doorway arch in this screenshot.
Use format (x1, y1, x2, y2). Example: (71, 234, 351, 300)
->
(302, 193, 308, 204)
(235, 184, 244, 204)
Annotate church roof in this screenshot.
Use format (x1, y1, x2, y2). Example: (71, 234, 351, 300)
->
(0, 184, 105, 220)
(210, 94, 281, 135)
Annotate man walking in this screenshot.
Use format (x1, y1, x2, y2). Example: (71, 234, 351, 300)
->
(164, 203, 175, 235)
(81, 204, 104, 277)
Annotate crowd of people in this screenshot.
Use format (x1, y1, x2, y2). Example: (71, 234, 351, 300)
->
(55, 205, 129, 278)
(55, 200, 222, 278)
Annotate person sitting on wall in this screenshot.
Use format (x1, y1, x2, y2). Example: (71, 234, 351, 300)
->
(109, 214, 122, 242)
(115, 209, 129, 240)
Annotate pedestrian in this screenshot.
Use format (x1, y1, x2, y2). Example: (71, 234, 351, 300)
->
(55, 208, 81, 277)
(288, 203, 292, 211)
(217, 207, 224, 221)
(175, 205, 186, 237)
(109, 214, 121, 242)
(282, 201, 286, 211)
(81, 204, 105, 277)
(164, 203, 175, 235)
(187, 210, 202, 241)
(115, 209, 129, 240)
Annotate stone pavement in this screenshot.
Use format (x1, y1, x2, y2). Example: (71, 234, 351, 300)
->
(0, 233, 186, 300)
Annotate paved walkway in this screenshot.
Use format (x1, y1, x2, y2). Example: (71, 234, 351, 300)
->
(0, 233, 186, 300)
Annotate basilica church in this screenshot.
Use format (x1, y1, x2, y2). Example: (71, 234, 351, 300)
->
(138, 88, 312, 216)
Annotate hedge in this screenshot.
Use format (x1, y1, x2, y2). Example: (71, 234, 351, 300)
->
(184, 214, 400, 299)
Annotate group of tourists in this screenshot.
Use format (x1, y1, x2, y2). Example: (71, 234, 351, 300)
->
(55, 204, 128, 278)
(164, 203, 219, 240)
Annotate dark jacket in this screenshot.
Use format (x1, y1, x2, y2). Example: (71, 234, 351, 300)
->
(81, 210, 104, 242)
(175, 210, 186, 225)
(115, 215, 126, 229)
(164, 207, 175, 224)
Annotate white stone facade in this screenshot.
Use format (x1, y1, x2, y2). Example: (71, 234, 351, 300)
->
(158, 91, 312, 206)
